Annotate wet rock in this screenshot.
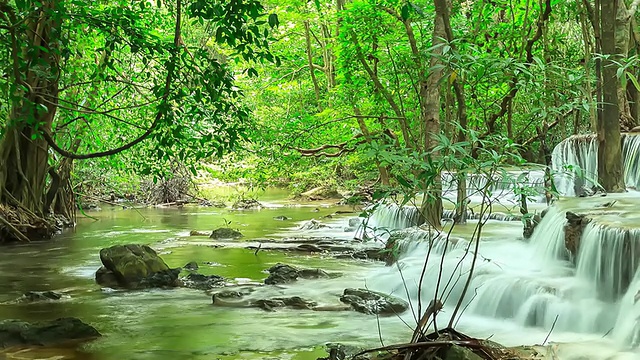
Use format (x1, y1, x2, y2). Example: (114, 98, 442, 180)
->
(564, 211, 590, 257)
(273, 215, 291, 221)
(264, 263, 330, 284)
(232, 199, 262, 209)
(190, 230, 209, 236)
(95, 266, 119, 288)
(339, 288, 408, 315)
(0, 317, 101, 348)
(264, 263, 299, 284)
(138, 268, 181, 288)
(299, 268, 330, 279)
(210, 227, 243, 239)
(348, 218, 362, 228)
(299, 186, 341, 201)
(181, 273, 225, 290)
(255, 296, 317, 311)
(96, 244, 179, 289)
(11, 291, 63, 303)
(299, 219, 327, 230)
(296, 244, 324, 252)
(183, 261, 199, 271)
(215, 290, 244, 299)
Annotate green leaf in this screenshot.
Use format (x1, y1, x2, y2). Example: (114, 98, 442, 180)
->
(401, 4, 410, 20)
(268, 14, 279, 28)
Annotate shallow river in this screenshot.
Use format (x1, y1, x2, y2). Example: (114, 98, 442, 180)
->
(1, 190, 640, 360)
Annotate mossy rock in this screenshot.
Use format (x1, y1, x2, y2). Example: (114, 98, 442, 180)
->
(97, 244, 171, 288)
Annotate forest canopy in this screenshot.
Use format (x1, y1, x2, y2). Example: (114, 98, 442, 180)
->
(0, 0, 635, 240)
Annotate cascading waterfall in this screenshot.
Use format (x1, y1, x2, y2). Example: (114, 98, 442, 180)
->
(368, 203, 421, 231)
(552, 133, 640, 195)
(576, 224, 640, 302)
(367, 196, 640, 349)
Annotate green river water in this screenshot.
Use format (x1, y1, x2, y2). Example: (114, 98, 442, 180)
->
(0, 190, 396, 360)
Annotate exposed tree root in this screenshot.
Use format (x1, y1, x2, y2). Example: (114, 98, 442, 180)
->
(0, 204, 69, 243)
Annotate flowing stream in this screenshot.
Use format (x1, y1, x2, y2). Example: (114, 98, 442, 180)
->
(2, 187, 640, 359)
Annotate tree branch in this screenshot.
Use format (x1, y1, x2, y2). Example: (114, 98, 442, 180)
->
(41, 0, 183, 160)
(483, 0, 552, 135)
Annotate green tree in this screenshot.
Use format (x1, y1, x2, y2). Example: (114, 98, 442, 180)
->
(0, 0, 278, 241)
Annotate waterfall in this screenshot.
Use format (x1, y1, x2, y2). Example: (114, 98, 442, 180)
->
(551, 134, 598, 196)
(529, 205, 570, 260)
(367, 197, 640, 345)
(367, 203, 421, 231)
(552, 133, 640, 195)
(575, 224, 640, 302)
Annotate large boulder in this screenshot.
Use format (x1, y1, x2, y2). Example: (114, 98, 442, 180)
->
(95, 244, 179, 289)
(339, 288, 408, 315)
(0, 318, 100, 348)
(210, 227, 243, 240)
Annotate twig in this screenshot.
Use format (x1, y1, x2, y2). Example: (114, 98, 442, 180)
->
(542, 315, 559, 345)
(254, 243, 262, 255)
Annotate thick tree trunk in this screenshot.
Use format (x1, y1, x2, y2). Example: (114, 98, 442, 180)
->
(0, 0, 64, 241)
(598, 0, 625, 192)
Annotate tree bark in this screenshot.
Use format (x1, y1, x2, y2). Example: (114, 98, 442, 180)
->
(418, 0, 448, 229)
(304, 20, 322, 109)
(598, 0, 625, 192)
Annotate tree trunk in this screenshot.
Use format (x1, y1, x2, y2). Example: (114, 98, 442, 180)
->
(598, 0, 625, 192)
(418, 0, 447, 229)
(304, 20, 322, 109)
(0, 1, 62, 241)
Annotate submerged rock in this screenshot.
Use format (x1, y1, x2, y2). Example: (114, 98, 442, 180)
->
(9, 291, 63, 304)
(95, 244, 180, 289)
(0, 317, 101, 348)
(181, 273, 225, 290)
(339, 288, 408, 315)
(273, 215, 291, 221)
(299, 219, 327, 231)
(210, 227, 243, 239)
(264, 263, 330, 284)
(211, 292, 317, 312)
(190, 230, 209, 236)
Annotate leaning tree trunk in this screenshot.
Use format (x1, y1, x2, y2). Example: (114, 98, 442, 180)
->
(0, 0, 62, 241)
(598, 0, 625, 192)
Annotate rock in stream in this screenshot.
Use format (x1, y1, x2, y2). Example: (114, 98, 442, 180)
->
(0, 317, 101, 348)
(95, 244, 180, 289)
